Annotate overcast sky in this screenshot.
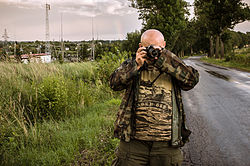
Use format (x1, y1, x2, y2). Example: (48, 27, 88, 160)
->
(0, 0, 249, 41)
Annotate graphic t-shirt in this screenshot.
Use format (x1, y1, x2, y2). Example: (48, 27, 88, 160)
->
(135, 65, 173, 141)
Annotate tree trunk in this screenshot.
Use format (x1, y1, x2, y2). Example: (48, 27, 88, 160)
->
(209, 36, 214, 57)
(220, 38, 224, 59)
(190, 46, 193, 56)
(215, 35, 219, 58)
(182, 50, 185, 57)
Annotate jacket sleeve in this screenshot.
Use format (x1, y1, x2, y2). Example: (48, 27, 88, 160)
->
(109, 59, 138, 91)
(154, 50, 199, 91)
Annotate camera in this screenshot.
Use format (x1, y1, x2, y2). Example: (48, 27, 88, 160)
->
(145, 45, 162, 59)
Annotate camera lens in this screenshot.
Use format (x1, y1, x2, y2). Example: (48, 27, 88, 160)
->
(146, 45, 160, 58)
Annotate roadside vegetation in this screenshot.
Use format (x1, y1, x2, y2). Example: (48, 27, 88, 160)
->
(201, 47, 250, 72)
(0, 51, 126, 165)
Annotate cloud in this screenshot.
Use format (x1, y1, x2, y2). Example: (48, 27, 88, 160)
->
(2, 0, 136, 17)
(0, 0, 142, 41)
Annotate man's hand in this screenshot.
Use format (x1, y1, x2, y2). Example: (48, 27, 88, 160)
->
(136, 47, 148, 70)
(136, 46, 161, 70)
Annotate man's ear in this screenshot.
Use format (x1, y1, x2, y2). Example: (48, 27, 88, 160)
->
(163, 41, 166, 48)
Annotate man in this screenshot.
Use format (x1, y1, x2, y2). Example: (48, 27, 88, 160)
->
(110, 29, 199, 166)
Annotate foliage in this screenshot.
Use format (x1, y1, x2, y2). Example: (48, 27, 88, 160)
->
(34, 76, 80, 120)
(194, 0, 250, 58)
(0, 63, 95, 158)
(190, 19, 210, 54)
(0, 51, 126, 165)
(121, 30, 141, 54)
(225, 48, 250, 65)
(0, 99, 120, 166)
(201, 47, 250, 72)
(129, 0, 188, 50)
(96, 50, 127, 84)
(0, 62, 98, 120)
(194, 0, 250, 35)
(79, 42, 91, 61)
(95, 40, 123, 60)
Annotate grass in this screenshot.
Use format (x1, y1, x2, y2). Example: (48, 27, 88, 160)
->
(1, 98, 120, 166)
(0, 53, 125, 166)
(0, 51, 126, 165)
(200, 47, 250, 72)
(200, 56, 250, 72)
(180, 55, 190, 60)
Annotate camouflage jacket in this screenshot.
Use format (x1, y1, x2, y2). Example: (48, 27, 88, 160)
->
(109, 49, 199, 147)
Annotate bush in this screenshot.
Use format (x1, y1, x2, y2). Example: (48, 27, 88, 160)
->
(33, 77, 71, 120)
(0, 51, 127, 165)
(0, 63, 97, 159)
(96, 50, 127, 84)
(225, 53, 250, 65)
(234, 54, 250, 65)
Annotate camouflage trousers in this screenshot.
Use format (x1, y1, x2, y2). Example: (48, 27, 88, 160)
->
(112, 139, 183, 166)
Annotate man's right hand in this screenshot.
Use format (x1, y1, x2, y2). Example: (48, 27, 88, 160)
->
(136, 47, 148, 70)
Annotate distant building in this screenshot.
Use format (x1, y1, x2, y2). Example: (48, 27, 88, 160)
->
(35, 53, 51, 63)
(9, 53, 52, 64)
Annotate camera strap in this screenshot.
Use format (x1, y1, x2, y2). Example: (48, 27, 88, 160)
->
(149, 70, 163, 87)
(141, 61, 163, 87)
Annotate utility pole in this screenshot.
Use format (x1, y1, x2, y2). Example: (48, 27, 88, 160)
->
(20, 44, 23, 53)
(60, 13, 65, 62)
(14, 42, 16, 56)
(37, 44, 41, 54)
(45, 3, 51, 55)
(91, 17, 95, 61)
(2, 28, 10, 58)
(2, 29, 9, 42)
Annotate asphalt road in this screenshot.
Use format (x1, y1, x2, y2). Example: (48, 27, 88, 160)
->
(181, 56, 250, 166)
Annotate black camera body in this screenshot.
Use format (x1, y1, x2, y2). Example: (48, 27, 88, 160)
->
(145, 45, 161, 59)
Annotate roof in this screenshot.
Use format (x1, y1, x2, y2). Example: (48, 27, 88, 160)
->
(20, 53, 49, 59)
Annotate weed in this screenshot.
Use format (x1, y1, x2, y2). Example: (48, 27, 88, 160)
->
(0, 51, 126, 165)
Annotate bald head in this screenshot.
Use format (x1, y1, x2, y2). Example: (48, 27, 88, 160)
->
(140, 29, 166, 48)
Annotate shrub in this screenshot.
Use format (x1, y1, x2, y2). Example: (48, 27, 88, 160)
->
(224, 51, 250, 65)
(0, 52, 127, 165)
(33, 76, 69, 119)
(234, 54, 250, 65)
(96, 50, 127, 84)
(58, 62, 97, 83)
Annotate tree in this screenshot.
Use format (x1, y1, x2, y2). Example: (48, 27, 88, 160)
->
(237, 32, 248, 48)
(129, 0, 188, 51)
(194, 0, 250, 58)
(121, 30, 141, 55)
(79, 42, 90, 61)
(173, 19, 199, 57)
(95, 41, 121, 59)
(246, 32, 250, 45)
(11, 43, 22, 62)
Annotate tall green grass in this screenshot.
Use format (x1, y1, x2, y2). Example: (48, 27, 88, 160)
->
(201, 47, 250, 72)
(0, 62, 97, 121)
(0, 51, 127, 165)
(201, 57, 250, 72)
(1, 99, 120, 166)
